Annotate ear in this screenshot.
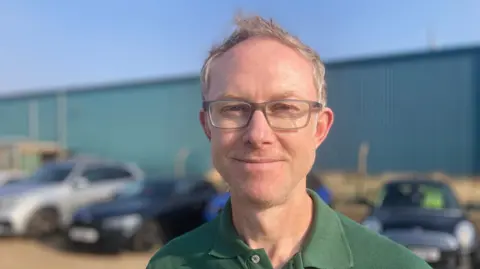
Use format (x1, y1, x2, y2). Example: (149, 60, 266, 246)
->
(314, 107, 334, 148)
(199, 110, 212, 141)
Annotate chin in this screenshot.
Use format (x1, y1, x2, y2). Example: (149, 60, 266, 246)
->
(232, 175, 290, 207)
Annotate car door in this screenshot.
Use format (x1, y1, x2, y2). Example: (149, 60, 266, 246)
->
(68, 164, 136, 214)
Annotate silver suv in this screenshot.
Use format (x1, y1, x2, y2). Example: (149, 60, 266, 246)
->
(0, 156, 145, 237)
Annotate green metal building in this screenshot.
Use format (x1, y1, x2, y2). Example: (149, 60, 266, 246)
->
(0, 76, 209, 176)
(317, 45, 480, 176)
(1, 45, 479, 176)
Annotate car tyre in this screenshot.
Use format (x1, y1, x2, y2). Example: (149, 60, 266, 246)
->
(26, 208, 59, 238)
(130, 220, 165, 252)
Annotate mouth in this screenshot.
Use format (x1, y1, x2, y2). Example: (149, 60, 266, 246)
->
(232, 158, 283, 164)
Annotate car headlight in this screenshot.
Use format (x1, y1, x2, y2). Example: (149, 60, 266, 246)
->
(362, 217, 383, 233)
(454, 220, 476, 251)
(102, 214, 142, 230)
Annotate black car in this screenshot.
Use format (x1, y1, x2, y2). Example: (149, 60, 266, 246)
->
(354, 178, 480, 269)
(65, 177, 217, 253)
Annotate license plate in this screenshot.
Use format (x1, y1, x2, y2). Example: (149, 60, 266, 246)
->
(409, 248, 440, 262)
(68, 227, 99, 243)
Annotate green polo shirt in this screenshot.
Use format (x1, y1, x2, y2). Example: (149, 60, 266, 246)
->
(146, 189, 432, 269)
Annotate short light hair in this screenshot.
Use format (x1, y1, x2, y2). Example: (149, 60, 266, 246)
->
(200, 14, 327, 105)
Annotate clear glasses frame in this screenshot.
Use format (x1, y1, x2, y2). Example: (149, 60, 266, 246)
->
(202, 99, 324, 130)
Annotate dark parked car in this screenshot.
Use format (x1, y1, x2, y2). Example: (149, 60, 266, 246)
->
(65, 177, 217, 253)
(354, 178, 480, 269)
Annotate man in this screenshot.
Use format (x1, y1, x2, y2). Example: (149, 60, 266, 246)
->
(146, 15, 432, 269)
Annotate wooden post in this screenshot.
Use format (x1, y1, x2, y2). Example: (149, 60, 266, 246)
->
(357, 142, 370, 197)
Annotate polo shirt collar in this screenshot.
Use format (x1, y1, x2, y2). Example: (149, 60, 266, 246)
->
(208, 196, 251, 258)
(301, 189, 354, 269)
(209, 189, 354, 269)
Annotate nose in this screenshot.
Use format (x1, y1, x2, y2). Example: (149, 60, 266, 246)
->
(242, 110, 274, 148)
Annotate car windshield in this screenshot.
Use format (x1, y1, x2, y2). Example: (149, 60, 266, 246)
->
(376, 181, 460, 210)
(28, 163, 74, 183)
(115, 180, 176, 199)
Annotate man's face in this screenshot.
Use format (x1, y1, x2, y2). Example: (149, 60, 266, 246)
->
(200, 37, 334, 206)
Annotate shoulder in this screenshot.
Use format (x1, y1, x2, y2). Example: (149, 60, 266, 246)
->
(336, 212, 432, 269)
(145, 219, 219, 269)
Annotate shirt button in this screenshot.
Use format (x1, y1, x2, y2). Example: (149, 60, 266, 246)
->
(251, 254, 260, 263)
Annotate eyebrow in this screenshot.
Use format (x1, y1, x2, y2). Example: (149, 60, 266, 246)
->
(219, 90, 303, 101)
(272, 90, 302, 100)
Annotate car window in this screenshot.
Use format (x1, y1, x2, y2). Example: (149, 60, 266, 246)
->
(29, 163, 74, 183)
(173, 181, 194, 194)
(114, 180, 176, 199)
(378, 182, 459, 209)
(107, 166, 133, 178)
(82, 165, 133, 183)
(151, 181, 177, 196)
(421, 188, 444, 209)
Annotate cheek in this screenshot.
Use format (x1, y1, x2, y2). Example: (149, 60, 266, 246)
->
(278, 131, 317, 168)
(211, 129, 237, 146)
(210, 130, 239, 160)
(210, 130, 243, 181)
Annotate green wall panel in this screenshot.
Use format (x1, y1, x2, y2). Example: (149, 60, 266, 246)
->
(37, 95, 58, 142)
(65, 78, 211, 176)
(0, 98, 29, 139)
(316, 48, 478, 175)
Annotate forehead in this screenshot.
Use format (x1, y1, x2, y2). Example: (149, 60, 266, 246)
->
(207, 37, 317, 101)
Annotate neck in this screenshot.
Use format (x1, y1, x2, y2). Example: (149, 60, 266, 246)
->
(231, 186, 314, 269)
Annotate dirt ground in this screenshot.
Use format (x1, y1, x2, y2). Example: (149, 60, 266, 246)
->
(0, 236, 155, 269)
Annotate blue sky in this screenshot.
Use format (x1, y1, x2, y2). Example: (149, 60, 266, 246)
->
(0, 0, 479, 94)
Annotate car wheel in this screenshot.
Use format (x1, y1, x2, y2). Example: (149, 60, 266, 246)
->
(130, 220, 165, 252)
(26, 208, 59, 238)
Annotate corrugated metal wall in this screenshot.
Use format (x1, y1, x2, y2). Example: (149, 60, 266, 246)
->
(65, 77, 210, 176)
(0, 77, 212, 176)
(473, 52, 480, 174)
(315, 47, 480, 176)
(0, 99, 29, 138)
(37, 95, 58, 141)
(0, 95, 58, 141)
(0, 46, 479, 176)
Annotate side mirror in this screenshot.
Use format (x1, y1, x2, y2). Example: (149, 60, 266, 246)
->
(71, 176, 89, 189)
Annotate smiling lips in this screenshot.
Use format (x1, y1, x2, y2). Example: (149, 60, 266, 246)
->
(232, 157, 283, 163)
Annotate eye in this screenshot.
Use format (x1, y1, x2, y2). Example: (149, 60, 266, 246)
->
(268, 102, 303, 114)
(272, 103, 298, 111)
(221, 104, 249, 112)
(215, 102, 251, 117)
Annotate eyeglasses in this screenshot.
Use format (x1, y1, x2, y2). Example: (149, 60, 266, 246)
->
(202, 99, 323, 130)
